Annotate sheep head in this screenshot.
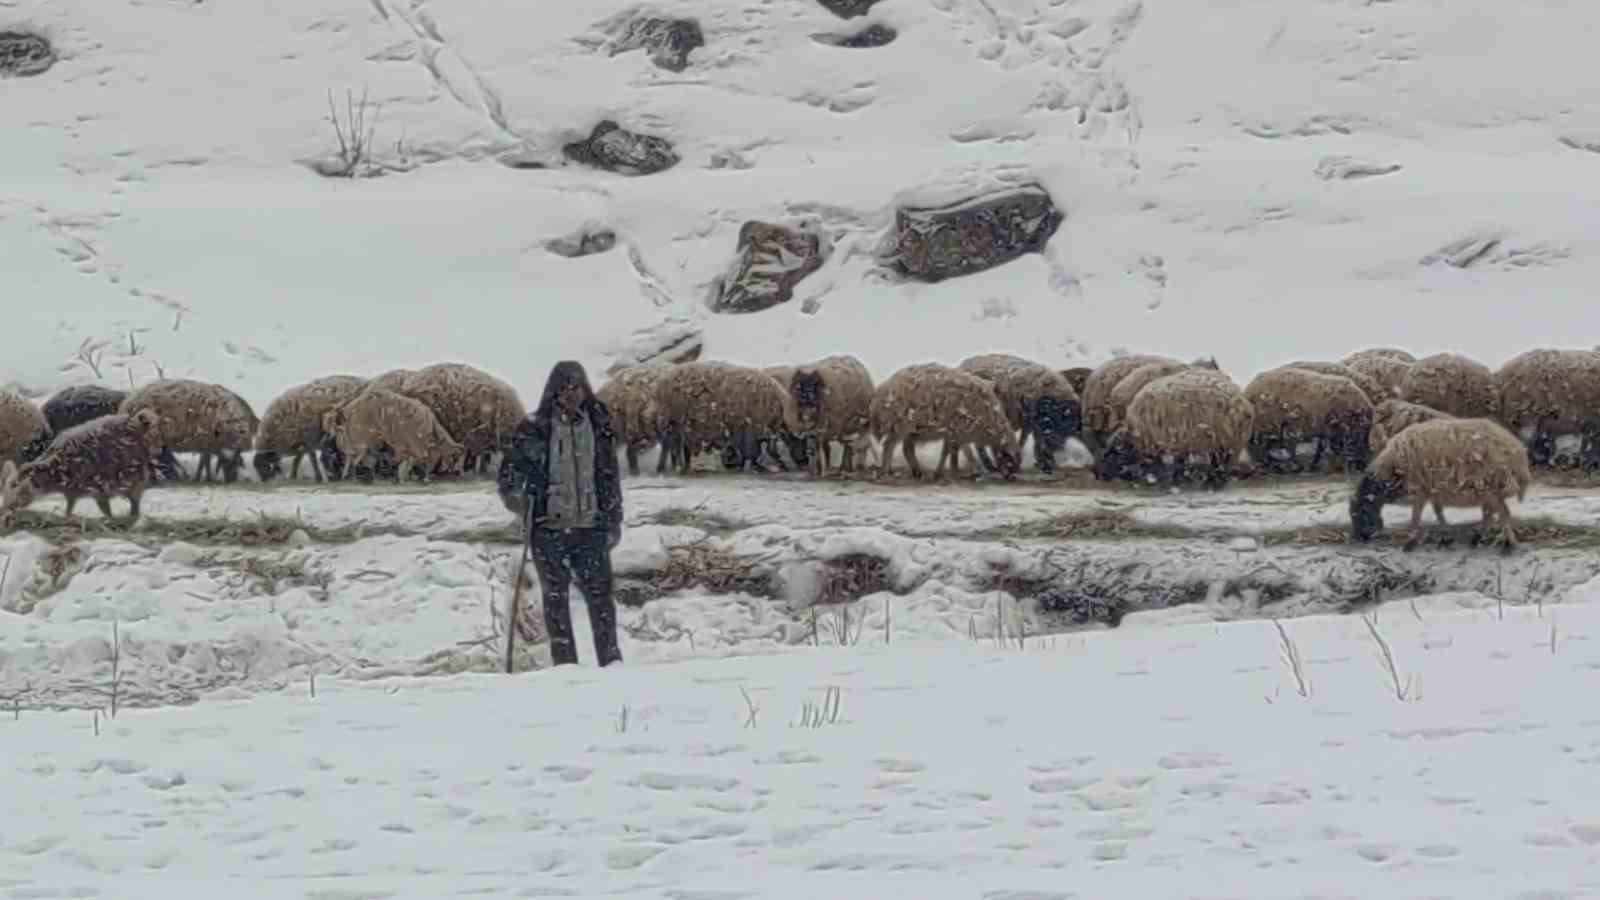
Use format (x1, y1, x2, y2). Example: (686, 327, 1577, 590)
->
(0, 461, 34, 522)
(1094, 430, 1140, 482)
(252, 450, 282, 482)
(789, 369, 825, 431)
(1349, 471, 1403, 542)
(1033, 395, 1082, 449)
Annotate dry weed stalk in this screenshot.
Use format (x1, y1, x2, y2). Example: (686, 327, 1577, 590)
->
(325, 87, 380, 178)
(74, 338, 106, 378)
(1273, 619, 1310, 698)
(737, 685, 760, 729)
(1362, 613, 1417, 702)
(796, 686, 842, 728)
(616, 704, 631, 734)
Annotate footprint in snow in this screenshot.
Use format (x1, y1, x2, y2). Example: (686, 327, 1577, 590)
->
(635, 772, 740, 792)
(543, 764, 592, 783)
(874, 757, 925, 774)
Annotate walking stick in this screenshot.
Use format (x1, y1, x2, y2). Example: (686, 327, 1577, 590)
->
(504, 502, 533, 674)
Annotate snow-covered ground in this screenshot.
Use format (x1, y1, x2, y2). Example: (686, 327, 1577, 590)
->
(7, 0, 1600, 891)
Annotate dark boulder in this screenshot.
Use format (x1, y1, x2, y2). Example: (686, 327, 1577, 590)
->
(545, 225, 617, 258)
(816, 0, 884, 19)
(885, 183, 1064, 283)
(563, 120, 679, 176)
(812, 24, 897, 48)
(711, 221, 827, 314)
(610, 17, 704, 72)
(0, 32, 55, 78)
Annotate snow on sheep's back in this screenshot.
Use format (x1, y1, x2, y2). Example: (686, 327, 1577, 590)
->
(2, 0, 1598, 408)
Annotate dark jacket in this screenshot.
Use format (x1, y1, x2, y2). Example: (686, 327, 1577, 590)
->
(500, 362, 623, 535)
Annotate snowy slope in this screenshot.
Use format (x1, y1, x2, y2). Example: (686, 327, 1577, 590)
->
(5, 590, 1600, 896)
(6, 0, 1599, 411)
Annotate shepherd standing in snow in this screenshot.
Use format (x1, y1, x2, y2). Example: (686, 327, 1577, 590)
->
(504, 361, 625, 668)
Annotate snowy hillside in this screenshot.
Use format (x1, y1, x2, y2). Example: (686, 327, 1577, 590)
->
(7, 0, 1600, 893)
(7, 0, 1600, 410)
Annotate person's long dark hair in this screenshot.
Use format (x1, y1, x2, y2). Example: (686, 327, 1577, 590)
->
(534, 360, 599, 418)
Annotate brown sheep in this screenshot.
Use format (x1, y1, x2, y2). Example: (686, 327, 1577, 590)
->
(0, 391, 51, 465)
(1399, 353, 1499, 419)
(398, 363, 526, 475)
(1344, 354, 1412, 400)
(0, 410, 163, 526)
(1095, 369, 1253, 489)
(1369, 399, 1453, 456)
(957, 354, 1081, 473)
(1281, 361, 1388, 407)
(1350, 418, 1531, 553)
(1493, 348, 1600, 468)
(1081, 354, 1180, 453)
(1103, 360, 1189, 439)
(869, 364, 1020, 480)
(119, 379, 259, 483)
(786, 355, 875, 476)
(1242, 367, 1374, 474)
(648, 362, 789, 474)
(324, 388, 464, 483)
(1342, 347, 1417, 367)
(596, 363, 670, 476)
(253, 375, 367, 482)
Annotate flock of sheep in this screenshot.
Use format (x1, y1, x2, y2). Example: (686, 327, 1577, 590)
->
(0, 345, 1591, 551)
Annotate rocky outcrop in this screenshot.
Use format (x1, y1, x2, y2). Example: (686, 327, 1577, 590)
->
(816, 0, 884, 19)
(711, 221, 828, 314)
(884, 183, 1064, 283)
(563, 121, 679, 176)
(813, 24, 897, 48)
(544, 224, 617, 258)
(605, 323, 705, 376)
(610, 16, 704, 72)
(0, 32, 54, 78)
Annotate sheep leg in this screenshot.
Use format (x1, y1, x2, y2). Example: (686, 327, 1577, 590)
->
(125, 486, 143, 524)
(962, 444, 984, 478)
(95, 496, 114, 520)
(877, 432, 897, 478)
(396, 460, 413, 484)
(1403, 497, 1427, 551)
(198, 452, 214, 482)
(1432, 502, 1447, 526)
(625, 444, 641, 478)
(290, 453, 304, 480)
(62, 494, 80, 518)
(903, 436, 921, 480)
(309, 450, 325, 483)
(220, 452, 242, 484)
(1491, 496, 1517, 553)
(932, 441, 952, 480)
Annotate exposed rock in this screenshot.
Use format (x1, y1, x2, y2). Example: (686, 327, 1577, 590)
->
(544, 224, 618, 258)
(0, 32, 55, 78)
(605, 323, 705, 376)
(884, 183, 1064, 283)
(812, 24, 897, 48)
(610, 16, 704, 72)
(816, 0, 883, 19)
(711, 220, 828, 314)
(1314, 155, 1402, 181)
(563, 120, 679, 176)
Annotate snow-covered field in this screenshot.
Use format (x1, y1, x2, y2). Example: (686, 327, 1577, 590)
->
(7, 0, 1600, 891)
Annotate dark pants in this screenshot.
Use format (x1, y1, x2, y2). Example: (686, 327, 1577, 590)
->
(529, 525, 621, 667)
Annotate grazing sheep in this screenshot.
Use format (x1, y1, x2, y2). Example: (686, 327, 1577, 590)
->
(1095, 369, 1253, 489)
(957, 354, 1081, 473)
(119, 379, 259, 483)
(253, 375, 366, 482)
(1342, 347, 1417, 367)
(1493, 348, 1600, 468)
(0, 410, 163, 527)
(367, 368, 414, 392)
(1242, 367, 1374, 474)
(323, 388, 464, 483)
(1349, 417, 1531, 553)
(1369, 399, 1453, 456)
(648, 362, 789, 474)
(41, 385, 127, 436)
(397, 363, 526, 475)
(1400, 353, 1499, 419)
(1102, 360, 1189, 440)
(0, 391, 51, 465)
(1060, 366, 1092, 399)
(1081, 354, 1180, 453)
(1344, 354, 1412, 400)
(1281, 361, 1388, 407)
(596, 363, 671, 476)
(869, 364, 1020, 480)
(786, 355, 875, 475)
